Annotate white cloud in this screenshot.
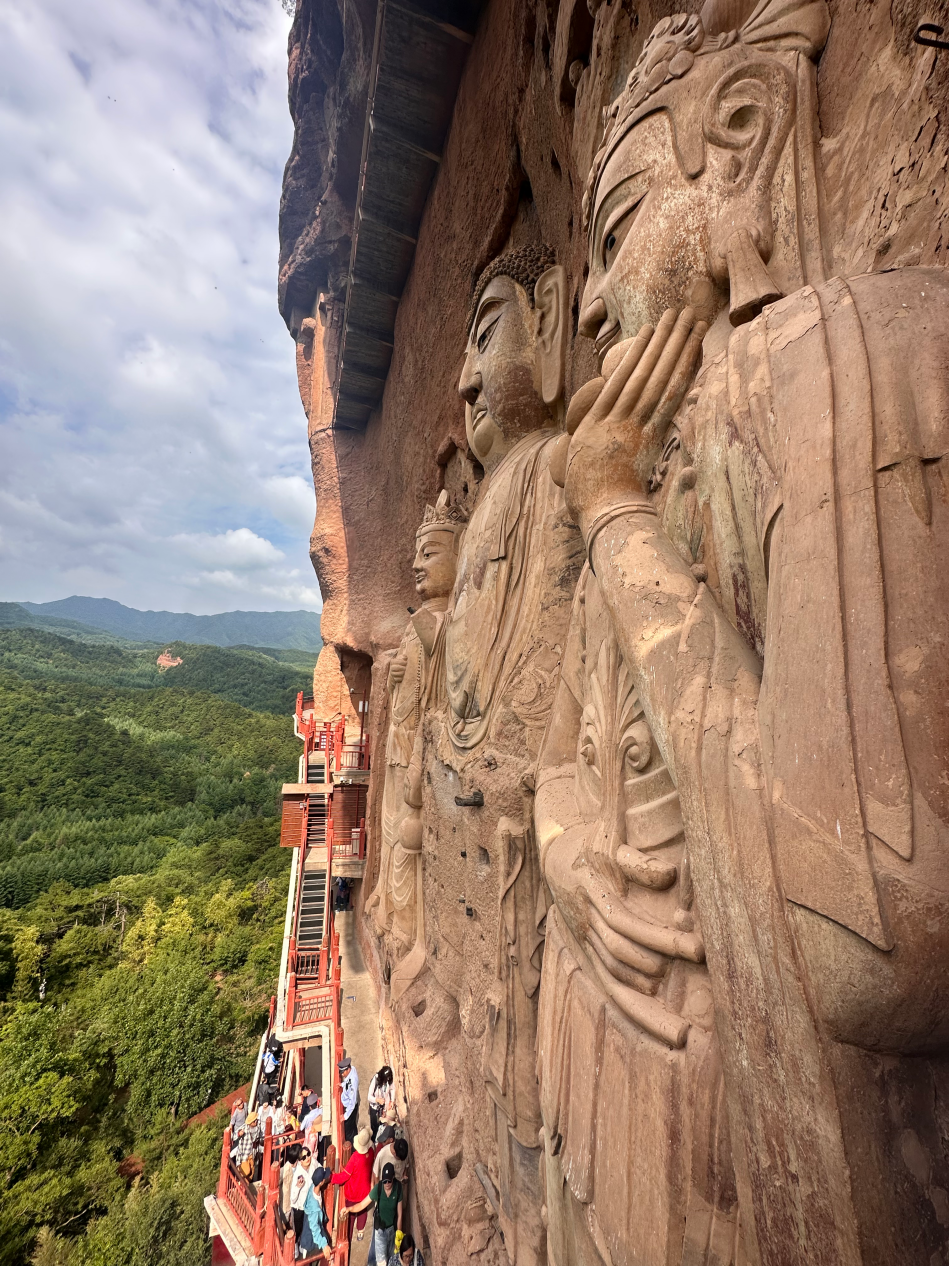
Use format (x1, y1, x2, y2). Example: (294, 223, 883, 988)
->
(0, 0, 322, 614)
(171, 528, 285, 570)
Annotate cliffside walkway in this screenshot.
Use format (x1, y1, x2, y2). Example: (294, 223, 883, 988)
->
(204, 697, 374, 1266)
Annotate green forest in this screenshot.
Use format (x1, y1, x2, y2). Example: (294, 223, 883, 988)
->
(0, 629, 308, 1265)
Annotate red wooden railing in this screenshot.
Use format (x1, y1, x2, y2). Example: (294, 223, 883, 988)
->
(289, 947, 322, 980)
(331, 818, 366, 860)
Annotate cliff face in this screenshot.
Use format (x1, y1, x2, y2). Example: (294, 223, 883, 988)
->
(279, 0, 375, 329)
(280, 2, 949, 1262)
(281, 0, 949, 659)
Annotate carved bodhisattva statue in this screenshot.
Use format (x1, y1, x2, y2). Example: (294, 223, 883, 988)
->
(537, 1, 949, 1264)
(367, 492, 465, 973)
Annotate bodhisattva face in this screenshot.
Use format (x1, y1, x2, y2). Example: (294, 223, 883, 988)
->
(412, 530, 458, 602)
(580, 112, 724, 360)
(458, 276, 551, 471)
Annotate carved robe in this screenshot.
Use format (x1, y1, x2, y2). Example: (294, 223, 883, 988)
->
(536, 568, 742, 1266)
(370, 603, 446, 935)
(445, 430, 582, 758)
(538, 268, 949, 1266)
(434, 427, 582, 1264)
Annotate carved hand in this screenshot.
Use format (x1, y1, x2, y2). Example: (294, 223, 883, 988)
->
(551, 308, 706, 540)
(541, 814, 702, 1048)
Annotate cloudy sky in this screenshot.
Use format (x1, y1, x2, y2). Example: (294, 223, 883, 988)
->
(0, 0, 322, 614)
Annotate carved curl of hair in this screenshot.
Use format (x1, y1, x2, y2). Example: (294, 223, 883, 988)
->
(465, 244, 557, 336)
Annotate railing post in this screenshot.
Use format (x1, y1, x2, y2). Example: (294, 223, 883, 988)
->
(218, 1127, 231, 1199)
(287, 969, 297, 1029)
(252, 1167, 267, 1256)
(262, 1116, 274, 1180)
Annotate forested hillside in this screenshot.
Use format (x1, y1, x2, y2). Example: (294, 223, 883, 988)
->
(0, 628, 316, 714)
(0, 632, 303, 1265)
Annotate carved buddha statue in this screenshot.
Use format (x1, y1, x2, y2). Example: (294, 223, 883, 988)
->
(417, 246, 583, 1264)
(367, 491, 465, 952)
(446, 245, 583, 759)
(537, 1, 949, 1263)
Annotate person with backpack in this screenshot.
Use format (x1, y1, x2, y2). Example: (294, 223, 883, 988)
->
(340, 1161, 402, 1266)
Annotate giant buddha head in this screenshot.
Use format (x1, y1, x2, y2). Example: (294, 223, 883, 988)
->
(579, 0, 830, 359)
(458, 245, 568, 472)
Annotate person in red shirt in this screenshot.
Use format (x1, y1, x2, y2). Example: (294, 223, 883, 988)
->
(330, 1126, 375, 1243)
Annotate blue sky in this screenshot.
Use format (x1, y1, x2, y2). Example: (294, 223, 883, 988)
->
(0, 0, 322, 614)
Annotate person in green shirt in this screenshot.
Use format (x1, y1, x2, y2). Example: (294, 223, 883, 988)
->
(340, 1162, 403, 1266)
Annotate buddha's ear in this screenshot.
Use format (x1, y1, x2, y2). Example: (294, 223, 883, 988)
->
(704, 61, 794, 324)
(533, 265, 568, 407)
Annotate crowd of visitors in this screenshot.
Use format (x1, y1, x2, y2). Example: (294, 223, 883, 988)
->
(227, 1053, 421, 1265)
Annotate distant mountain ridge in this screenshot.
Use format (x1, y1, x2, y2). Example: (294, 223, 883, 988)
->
(17, 596, 322, 651)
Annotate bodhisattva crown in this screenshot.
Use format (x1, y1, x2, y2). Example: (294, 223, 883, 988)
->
(582, 0, 830, 230)
(417, 489, 467, 539)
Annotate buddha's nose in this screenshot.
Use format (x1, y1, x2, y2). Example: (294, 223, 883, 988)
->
(458, 353, 481, 404)
(579, 296, 608, 341)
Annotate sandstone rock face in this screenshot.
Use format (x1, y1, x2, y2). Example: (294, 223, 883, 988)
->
(310, 644, 359, 722)
(281, 1, 949, 1262)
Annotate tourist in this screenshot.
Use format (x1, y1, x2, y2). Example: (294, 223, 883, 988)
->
(372, 1136, 408, 1186)
(388, 1232, 424, 1266)
(299, 1164, 333, 1261)
(374, 1104, 398, 1146)
(340, 1161, 403, 1266)
(367, 1065, 395, 1136)
(280, 1142, 303, 1227)
(290, 1146, 314, 1254)
(258, 1098, 275, 1134)
(330, 1125, 374, 1244)
(231, 1111, 261, 1180)
(338, 1055, 359, 1143)
(263, 1033, 283, 1085)
(229, 1096, 247, 1135)
(272, 1095, 288, 1135)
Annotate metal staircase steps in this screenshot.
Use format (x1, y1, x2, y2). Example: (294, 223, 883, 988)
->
(296, 868, 327, 948)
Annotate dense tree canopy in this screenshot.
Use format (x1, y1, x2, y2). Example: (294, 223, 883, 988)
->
(0, 631, 300, 1265)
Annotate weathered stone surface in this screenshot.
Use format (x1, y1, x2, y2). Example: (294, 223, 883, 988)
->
(281, 0, 949, 1262)
(311, 643, 359, 722)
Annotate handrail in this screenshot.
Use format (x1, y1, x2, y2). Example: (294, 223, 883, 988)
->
(331, 818, 366, 859)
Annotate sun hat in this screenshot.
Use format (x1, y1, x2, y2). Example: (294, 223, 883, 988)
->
(245, 1111, 258, 1125)
(353, 1127, 373, 1154)
(382, 1105, 398, 1124)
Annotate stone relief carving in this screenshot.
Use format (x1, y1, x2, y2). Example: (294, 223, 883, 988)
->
(538, 1, 949, 1264)
(367, 491, 466, 975)
(409, 246, 584, 1265)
